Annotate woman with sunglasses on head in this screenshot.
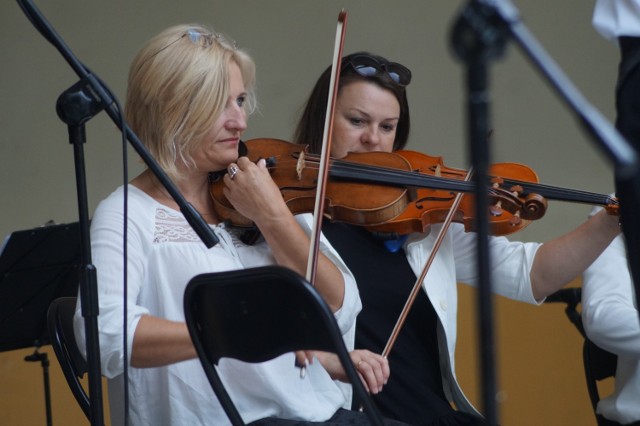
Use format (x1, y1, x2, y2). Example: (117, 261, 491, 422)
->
(293, 51, 621, 425)
(73, 27, 410, 426)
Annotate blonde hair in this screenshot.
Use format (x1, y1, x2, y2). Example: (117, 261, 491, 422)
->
(125, 23, 256, 180)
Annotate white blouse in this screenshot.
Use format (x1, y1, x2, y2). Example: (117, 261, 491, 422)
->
(73, 185, 360, 426)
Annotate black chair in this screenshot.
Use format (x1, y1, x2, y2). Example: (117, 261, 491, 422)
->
(47, 296, 91, 421)
(184, 265, 384, 426)
(545, 288, 620, 426)
(545, 287, 586, 338)
(583, 331, 619, 426)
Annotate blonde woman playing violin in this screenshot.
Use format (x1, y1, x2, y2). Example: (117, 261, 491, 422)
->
(73, 26, 410, 426)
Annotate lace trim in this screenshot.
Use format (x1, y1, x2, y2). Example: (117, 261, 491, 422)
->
(153, 208, 201, 243)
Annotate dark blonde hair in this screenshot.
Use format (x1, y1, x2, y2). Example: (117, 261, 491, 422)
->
(293, 51, 410, 154)
(125, 23, 256, 180)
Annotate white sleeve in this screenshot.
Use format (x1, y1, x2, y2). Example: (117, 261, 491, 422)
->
(582, 234, 640, 358)
(73, 189, 150, 378)
(593, 0, 640, 41)
(294, 214, 362, 336)
(452, 225, 541, 304)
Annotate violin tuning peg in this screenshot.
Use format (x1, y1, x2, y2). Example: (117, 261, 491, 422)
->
(491, 177, 504, 187)
(509, 211, 522, 226)
(490, 201, 503, 217)
(509, 185, 523, 196)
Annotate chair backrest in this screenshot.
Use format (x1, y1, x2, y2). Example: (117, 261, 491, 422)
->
(47, 296, 91, 421)
(544, 287, 585, 338)
(545, 288, 620, 426)
(583, 338, 619, 426)
(184, 265, 384, 426)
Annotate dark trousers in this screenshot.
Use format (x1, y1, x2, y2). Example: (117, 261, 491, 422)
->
(598, 414, 640, 426)
(616, 36, 640, 151)
(610, 37, 640, 426)
(249, 408, 411, 426)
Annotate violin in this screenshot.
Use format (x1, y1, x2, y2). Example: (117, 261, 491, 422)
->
(208, 138, 619, 236)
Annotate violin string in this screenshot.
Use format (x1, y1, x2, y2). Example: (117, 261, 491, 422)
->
(500, 178, 615, 206)
(301, 157, 528, 217)
(306, 154, 478, 193)
(269, 151, 615, 208)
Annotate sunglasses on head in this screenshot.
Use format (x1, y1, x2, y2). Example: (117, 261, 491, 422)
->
(140, 29, 237, 68)
(343, 54, 412, 86)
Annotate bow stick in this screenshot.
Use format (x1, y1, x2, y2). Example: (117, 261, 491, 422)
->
(297, 9, 347, 380)
(382, 168, 474, 358)
(305, 9, 347, 283)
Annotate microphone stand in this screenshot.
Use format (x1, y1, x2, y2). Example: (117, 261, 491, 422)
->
(16, 1, 220, 424)
(450, 3, 506, 424)
(450, 1, 640, 424)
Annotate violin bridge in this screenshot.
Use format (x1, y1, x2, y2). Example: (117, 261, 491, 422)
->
(296, 152, 305, 180)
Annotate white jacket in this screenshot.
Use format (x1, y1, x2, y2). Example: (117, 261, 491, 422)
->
(582, 233, 640, 424)
(336, 222, 542, 414)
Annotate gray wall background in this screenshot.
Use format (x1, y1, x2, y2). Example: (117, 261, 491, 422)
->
(1, 0, 620, 244)
(0, 2, 621, 424)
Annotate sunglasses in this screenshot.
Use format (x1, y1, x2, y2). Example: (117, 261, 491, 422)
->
(343, 54, 412, 86)
(141, 29, 237, 67)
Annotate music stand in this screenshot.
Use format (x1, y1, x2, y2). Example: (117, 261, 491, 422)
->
(0, 221, 81, 425)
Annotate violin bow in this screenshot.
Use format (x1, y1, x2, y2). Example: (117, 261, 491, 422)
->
(382, 168, 474, 358)
(305, 9, 347, 284)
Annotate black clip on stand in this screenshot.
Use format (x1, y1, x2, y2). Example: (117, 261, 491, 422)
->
(16, 1, 220, 424)
(450, 1, 640, 424)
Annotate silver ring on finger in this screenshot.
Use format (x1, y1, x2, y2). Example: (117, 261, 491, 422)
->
(228, 165, 239, 180)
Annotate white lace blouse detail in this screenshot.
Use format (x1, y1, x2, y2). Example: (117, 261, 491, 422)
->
(153, 207, 202, 243)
